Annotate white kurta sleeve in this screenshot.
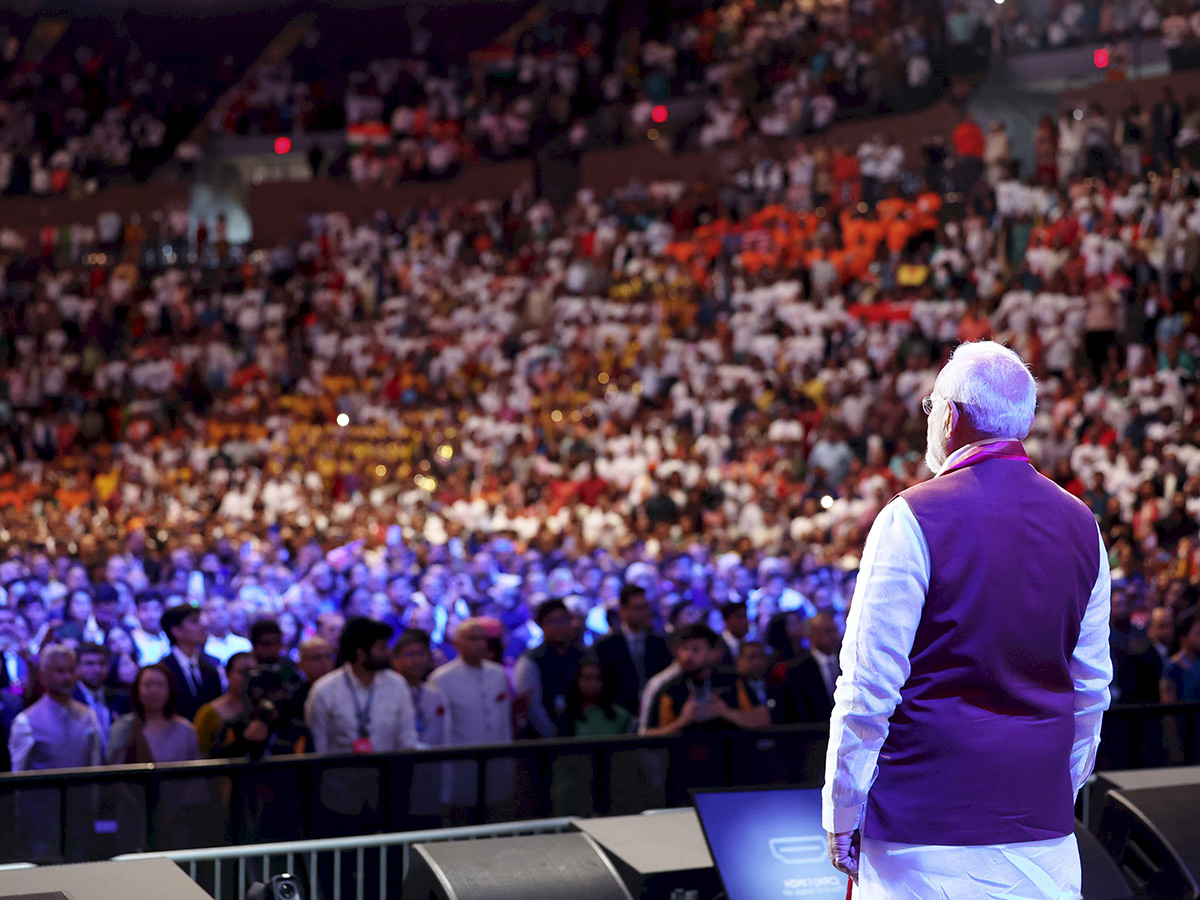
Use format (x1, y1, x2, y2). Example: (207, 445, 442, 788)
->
(305, 680, 332, 755)
(8, 712, 34, 772)
(822, 498, 930, 834)
(1069, 527, 1113, 796)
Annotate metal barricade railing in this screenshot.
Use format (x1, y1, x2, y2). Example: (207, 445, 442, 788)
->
(114, 818, 576, 900)
(0, 705, 1197, 869)
(0, 725, 831, 866)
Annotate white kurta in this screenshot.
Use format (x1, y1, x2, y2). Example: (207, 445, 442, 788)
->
(427, 658, 513, 746)
(822, 445, 1113, 900)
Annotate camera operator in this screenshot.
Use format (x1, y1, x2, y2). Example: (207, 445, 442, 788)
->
(212, 667, 310, 760)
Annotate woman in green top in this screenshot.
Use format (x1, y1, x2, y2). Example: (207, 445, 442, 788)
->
(557, 655, 633, 737)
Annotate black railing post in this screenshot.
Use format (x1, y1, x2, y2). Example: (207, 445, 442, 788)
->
(594, 744, 608, 816)
(59, 782, 69, 862)
(146, 768, 160, 851)
(475, 752, 488, 825)
(539, 746, 552, 819)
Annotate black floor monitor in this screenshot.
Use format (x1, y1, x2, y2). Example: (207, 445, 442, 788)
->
(692, 786, 846, 900)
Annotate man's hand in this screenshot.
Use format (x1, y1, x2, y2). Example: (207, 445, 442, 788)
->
(676, 695, 700, 727)
(828, 829, 860, 882)
(244, 720, 270, 743)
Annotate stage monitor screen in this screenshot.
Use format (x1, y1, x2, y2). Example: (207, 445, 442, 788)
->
(692, 787, 846, 900)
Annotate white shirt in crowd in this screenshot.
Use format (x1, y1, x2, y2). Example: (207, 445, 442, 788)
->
(409, 678, 452, 749)
(427, 658, 513, 746)
(204, 631, 253, 666)
(823, 446, 1112, 899)
(305, 664, 418, 754)
(131, 628, 171, 665)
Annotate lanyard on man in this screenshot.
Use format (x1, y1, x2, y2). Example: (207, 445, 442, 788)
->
(344, 669, 376, 753)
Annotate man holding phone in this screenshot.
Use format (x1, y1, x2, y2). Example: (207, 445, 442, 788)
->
(643, 624, 768, 734)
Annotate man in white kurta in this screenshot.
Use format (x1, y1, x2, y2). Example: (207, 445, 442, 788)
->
(428, 619, 514, 810)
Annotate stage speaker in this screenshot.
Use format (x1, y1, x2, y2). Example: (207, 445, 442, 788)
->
(572, 809, 719, 900)
(401, 832, 633, 900)
(1098, 783, 1200, 900)
(0, 858, 215, 900)
(1087, 766, 1200, 831)
(1076, 820, 1134, 900)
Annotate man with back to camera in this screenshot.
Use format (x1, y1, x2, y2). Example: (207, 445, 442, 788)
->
(824, 342, 1112, 899)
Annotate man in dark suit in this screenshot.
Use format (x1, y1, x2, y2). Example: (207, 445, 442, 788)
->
(0, 605, 29, 695)
(595, 584, 672, 717)
(1113, 606, 1174, 704)
(718, 602, 749, 667)
(72, 643, 129, 755)
(775, 612, 842, 724)
(161, 604, 222, 721)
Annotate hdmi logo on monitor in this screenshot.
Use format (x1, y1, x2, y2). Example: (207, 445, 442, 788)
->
(769, 836, 827, 865)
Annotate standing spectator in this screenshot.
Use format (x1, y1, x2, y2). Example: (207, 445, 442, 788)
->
(290, 637, 336, 720)
(514, 599, 583, 738)
(765, 610, 807, 666)
(391, 629, 450, 748)
(72, 642, 129, 757)
(637, 648, 682, 732)
(594, 585, 672, 717)
(558, 655, 632, 737)
(806, 611, 842, 704)
(0, 605, 29, 693)
(1161, 611, 1200, 703)
(1113, 607, 1173, 704)
(643, 624, 767, 735)
(212, 667, 311, 759)
(106, 664, 202, 764)
(161, 604, 222, 721)
(130, 594, 170, 664)
(304, 617, 417, 754)
(429, 618, 513, 746)
(202, 597, 252, 665)
(718, 602, 749, 665)
(951, 112, 985, 191)
(250, 618, 300, 686)
(392, 627, 452, 822)
(9, 645, 101, 771)
(193, 652, 254, 756)
(736, 639, 785, 721)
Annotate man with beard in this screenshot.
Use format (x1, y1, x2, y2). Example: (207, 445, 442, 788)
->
(824, 342, 1112, 899)
(304, 617, 417, 755)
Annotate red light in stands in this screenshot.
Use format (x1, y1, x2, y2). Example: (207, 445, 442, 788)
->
(651, 105, 668, 124)
(1094, 48, 1109, 68)
(274, 136, 293, 155)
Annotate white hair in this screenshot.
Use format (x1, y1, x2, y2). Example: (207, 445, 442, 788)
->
(936, 341, 1036, 440)
(39, 643, 77, 672)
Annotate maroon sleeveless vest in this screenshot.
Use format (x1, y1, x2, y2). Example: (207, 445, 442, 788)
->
(862, 443, 1101, 845)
